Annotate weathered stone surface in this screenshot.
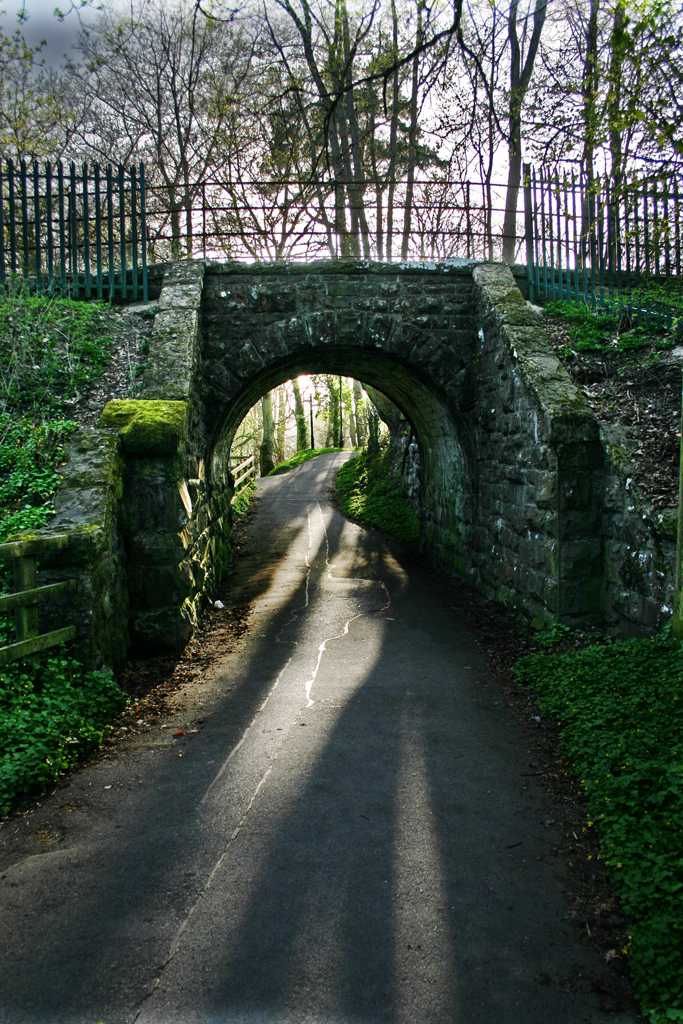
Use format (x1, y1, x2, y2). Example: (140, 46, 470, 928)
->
(21, 257, 675, 666)
(26, 427, 129, 668)
(100, 399, 188, 456)
(142, 261, 204, 401)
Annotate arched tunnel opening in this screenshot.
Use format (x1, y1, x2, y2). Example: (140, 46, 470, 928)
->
(206, 346, 473, 566)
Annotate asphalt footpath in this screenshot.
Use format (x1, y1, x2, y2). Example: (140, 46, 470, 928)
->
(0, 452, 638, 1024)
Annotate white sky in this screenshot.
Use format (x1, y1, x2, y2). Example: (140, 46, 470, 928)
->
(0, 0, 98, 67)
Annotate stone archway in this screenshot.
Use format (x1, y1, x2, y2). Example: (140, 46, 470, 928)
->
(119, 258, 602, 654)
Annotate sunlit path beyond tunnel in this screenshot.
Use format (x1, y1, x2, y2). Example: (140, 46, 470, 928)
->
(0, 454, 635, 1024)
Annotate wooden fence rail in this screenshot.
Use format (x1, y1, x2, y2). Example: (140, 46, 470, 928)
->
(230, 454, 256, 502)
(0, 534, 76, 666)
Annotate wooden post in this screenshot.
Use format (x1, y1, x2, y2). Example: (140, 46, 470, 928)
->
(13, 553, 37, 642)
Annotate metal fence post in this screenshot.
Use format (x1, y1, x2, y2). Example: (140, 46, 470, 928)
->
(523, 163, 535, 304)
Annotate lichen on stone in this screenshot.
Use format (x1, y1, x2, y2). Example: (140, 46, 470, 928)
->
(99, 399, 188, 456)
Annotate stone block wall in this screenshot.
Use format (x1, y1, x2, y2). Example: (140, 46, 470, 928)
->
(600, 423, 676, 633)
(36, 428, 129, 668)
(18, 257, 681, 669)
(419, 263, 604, 627)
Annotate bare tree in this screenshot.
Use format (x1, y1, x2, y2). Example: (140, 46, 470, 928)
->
(501, 0, 547, 262)
(66, 0, 255, 257)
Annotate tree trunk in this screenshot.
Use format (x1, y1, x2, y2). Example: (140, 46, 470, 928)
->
(501, 0, 548, 264)
(402, 1, 423, 261)
(276, 384, 286, 463)
(259, 391, 276, 476)
(581, 0, 600, 252)
(347, 378, 357, 446)
(386, 0, 401, 262)
(292, 377, 307, 451)
(353, 379, 365, 445)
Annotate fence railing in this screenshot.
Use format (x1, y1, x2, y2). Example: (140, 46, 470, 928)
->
(144, 178, 525, 264)
(524, 163, 683, 334)
(0, 534, 76, 666)
(230, 454, 256, 499)
(0, 159, 149, 303)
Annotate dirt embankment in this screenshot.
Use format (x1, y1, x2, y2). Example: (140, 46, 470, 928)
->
(543, 312, 682, 515)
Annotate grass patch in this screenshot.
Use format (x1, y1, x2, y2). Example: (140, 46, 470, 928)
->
(267, 447, 344, 475)
(0, 286, 112, 417)
(0, 652, 126, 815)
(516, 628, 683, 1022)
(545, 299, 678, 355)
(336, 448, 420, 544)
(231, 478, 257, 516)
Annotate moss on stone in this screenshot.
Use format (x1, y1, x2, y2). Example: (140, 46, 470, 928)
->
(99, 399, 188, 456)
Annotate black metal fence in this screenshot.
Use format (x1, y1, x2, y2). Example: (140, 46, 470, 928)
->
(143, 178, 522, 264)
(523, 163, 683, 334)
(0, 159, 149, 303)
(2, 156, 682, 335)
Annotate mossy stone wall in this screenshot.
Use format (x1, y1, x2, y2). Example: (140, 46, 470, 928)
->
(20, 258, 677, 667)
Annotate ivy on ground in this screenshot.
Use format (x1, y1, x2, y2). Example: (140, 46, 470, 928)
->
(0, 652, 126, 815)
(516, 629, 683, 1023)
(0, 288, 119, 816)
(545, 298, 679, 355)
(336, 448, 420, 544)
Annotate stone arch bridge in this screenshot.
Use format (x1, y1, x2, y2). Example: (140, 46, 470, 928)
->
(38, 260, 676, 665)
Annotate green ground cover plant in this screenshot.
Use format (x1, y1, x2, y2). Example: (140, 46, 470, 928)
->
(231, 478, 257, 516)
(516, 629, 683, 1022)
(0, 652, 125, 815)
(0, 415, 77, 542)
(0, 287, 111, 542)
(336, 448, 420, 544)
(0, 287, 121, 815)
(267, 447, 344, 475)
(546, 299, 678, 355)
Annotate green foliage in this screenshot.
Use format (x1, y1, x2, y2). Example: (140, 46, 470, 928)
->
(546, 297, 679, 354)
(268, 446, 344, 476)
(231, 479, 257, 516)
(0, 652, 126, 815)
(516, 629, 683, 1021)
(336, 448, 420, 544)
(534, 621, 573, 648)
(0, 415, 77, 542)
(0, 286, 112, 418)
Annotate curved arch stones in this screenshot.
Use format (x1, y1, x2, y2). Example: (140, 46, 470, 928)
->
(102, 257, 605, 655)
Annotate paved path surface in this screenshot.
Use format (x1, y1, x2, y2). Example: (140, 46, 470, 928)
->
(0, 453, 637, 1024)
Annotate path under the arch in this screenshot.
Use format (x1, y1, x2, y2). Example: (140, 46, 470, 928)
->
(0, 454, 635, 1024)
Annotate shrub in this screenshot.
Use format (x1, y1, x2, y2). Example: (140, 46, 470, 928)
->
(0, 653, 126, 815)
